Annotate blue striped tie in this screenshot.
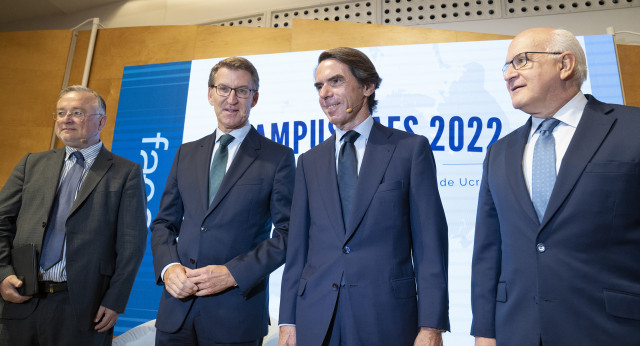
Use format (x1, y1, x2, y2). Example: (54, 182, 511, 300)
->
(40, 151, 85, 270)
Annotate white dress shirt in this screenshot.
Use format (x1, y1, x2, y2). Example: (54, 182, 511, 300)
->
(523, 92, 588, 198)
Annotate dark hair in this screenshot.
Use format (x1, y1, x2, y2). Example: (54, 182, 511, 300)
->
(318, 47, 382, 114)
(59, 85, 106, 114)
(208, 57, 260, 90)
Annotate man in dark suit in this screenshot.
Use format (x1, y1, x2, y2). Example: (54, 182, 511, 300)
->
(278, 47, 449, 346)
(471, 28, 640, 346)
(0, 85, 148, 345)
(150, 57, 295, 345)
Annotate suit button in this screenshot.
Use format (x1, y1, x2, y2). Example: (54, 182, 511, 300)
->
(537, 243, 546, 253)
(42, 222, 47, 228)
(342, 246, 350, 254)
(332, 283, 339, 290)
(201, 227, 207, 232)
(190, 258, 195, 264)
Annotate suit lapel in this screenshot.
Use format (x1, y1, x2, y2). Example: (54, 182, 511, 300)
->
(208, 127, 260, 213)
(71, 146, 112, 215)
(346, 122, 395, 240)
(505, 119, 540, 224)
(43, 149, 67, 215)
(541, 97, 615, 228)
(199, 132, 217, 211)
(314, 134, 346, 239)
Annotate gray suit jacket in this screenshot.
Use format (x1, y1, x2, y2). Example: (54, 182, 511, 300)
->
(0, 146, 148, 331)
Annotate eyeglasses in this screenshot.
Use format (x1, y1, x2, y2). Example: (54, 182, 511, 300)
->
(212, 85, 255, 99)
(502, 51, 563, 76)
(53, 110, 103, 120)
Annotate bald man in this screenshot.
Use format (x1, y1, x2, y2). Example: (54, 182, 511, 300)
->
(471, 28, 640, 346)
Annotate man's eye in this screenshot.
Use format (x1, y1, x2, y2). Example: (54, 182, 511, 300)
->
(219, 86, 230, 93)
(73, 111, 84, 117)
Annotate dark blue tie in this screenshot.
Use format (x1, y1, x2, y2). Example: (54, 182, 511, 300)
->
(40, 151, 85, 270)
(532, 118, 561, 222)
(209, 134, 235, 207)
(338, 131, 360, 227)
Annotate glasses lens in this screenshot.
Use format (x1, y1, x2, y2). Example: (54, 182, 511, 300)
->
(216, 86, 231, 96)
(513, 53, 527, 70)
(235, 88, 250, 98)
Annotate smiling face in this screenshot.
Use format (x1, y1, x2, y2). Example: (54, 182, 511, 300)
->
(208, 67, 258, 133)
(314, 59, 373, 131)
(55, 91, 106, 149)
(504, 28, 570, 118)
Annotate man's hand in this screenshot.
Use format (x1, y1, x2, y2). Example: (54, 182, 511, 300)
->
(94, 305, 120, 333)
(475, 337, 497, 346)
(0, 275, 31, 303)
(187, 265, 236, 296)
(278, 325, 297, 346)
(414, 327, 443, 346)
(163, 264, 198, 299)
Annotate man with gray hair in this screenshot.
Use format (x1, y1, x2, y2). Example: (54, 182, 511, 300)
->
(471, 28, 640, 346)
(151, 57, 295, 345)
(0, 85, 148, 345)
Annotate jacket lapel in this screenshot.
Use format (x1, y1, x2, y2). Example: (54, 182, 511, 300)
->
(505, 119, 540, 224)
(199, 132, 217, 211)
(345, 122, 395, 240)
(540, 96, 616, 228)
(43, 149, 67, 215)
(208, 127, 260, 213)
(71, 146, 112, 215)
(314, 134, 346, 240)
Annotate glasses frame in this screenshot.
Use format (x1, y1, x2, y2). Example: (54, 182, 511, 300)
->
(212, 85, 256, 99)
(53, 110, 103, 121)
(502, 51, 563, 76)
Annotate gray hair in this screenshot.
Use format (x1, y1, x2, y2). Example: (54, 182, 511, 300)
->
(208, 57, 260, 91)
(59, 85, 107, 115)
(548, 29, 588, 87)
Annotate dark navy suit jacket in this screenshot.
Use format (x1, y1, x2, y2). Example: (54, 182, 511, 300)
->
(151, 126, 294, 341)
(471, 95, 640, 345)
(280, 121, 449, 345)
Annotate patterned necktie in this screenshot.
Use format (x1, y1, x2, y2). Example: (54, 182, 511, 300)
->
(532, 118, 561, 222)
(209, 134, 235, 206)
(338, 130, 360, 227)
(40, 151, 85, 270)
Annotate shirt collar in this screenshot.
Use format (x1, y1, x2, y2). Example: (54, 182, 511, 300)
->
(65, 141, 102, 162)
(529, 91, 587, 138)
(216, 122, 251, 144)
(334, 116, 374, 143)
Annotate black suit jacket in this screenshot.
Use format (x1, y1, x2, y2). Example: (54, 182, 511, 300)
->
(150, 126, 295, 341)
(0, 146, 148, 331)
(471, 95, 640, 345)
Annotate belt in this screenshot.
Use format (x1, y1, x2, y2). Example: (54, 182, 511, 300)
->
(38, 281, 68, 294)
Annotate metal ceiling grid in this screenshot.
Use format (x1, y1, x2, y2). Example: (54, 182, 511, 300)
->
(381, 0, 500, 25)
(271, 1, 377, 28)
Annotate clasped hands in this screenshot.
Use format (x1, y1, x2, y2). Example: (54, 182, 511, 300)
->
(163, 264, 237, 299)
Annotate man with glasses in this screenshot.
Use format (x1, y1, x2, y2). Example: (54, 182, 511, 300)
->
(151, 57, 295, 345)
(0, 85, 147, 345)
(471, 28, 640, 346)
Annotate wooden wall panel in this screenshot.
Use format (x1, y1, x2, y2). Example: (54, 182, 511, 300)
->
(289, 19, 513, 52)
(1, 20, 638, 186)
(0, 30, 71, 185)
(617, 44, 640, 107)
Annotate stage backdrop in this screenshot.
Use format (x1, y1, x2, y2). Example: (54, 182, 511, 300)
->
(112, 35, 622, 342)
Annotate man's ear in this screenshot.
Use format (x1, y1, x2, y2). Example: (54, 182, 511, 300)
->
(559, 52, 576, 81)
(251, 90, 259, 108)
(362, 82, 375, 97)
